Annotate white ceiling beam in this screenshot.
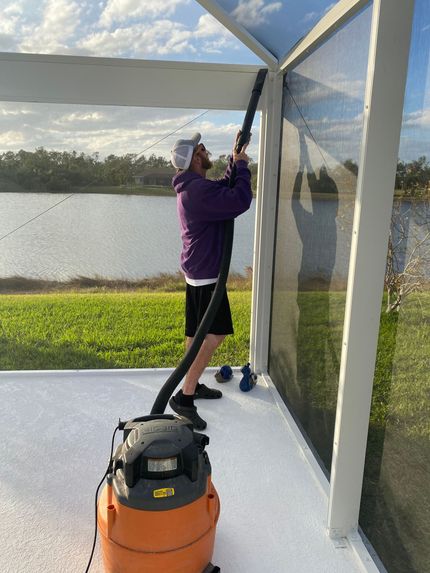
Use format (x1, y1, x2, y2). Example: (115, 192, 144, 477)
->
(280, 0, 370, 72)
(196, 0, 278, 69)
(0, 52, 263, 110)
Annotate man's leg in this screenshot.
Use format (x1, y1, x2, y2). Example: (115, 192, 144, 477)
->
(182, 334, 226, 395)
(169, 284, 231, 429)
(169, 333, 226, 430)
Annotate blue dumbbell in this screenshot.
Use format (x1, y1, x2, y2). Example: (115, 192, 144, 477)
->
(215, 364, 233, 383)
(239, 363, 257, 392)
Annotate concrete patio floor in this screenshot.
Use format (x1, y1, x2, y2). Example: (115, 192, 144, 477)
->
(0, 368, 375, 573)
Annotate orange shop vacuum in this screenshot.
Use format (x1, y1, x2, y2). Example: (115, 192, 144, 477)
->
(97, 414, 220, 573)
(85, 68, 268, 573)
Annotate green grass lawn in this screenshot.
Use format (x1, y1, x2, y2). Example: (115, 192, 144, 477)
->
(0, 290, 251, 370)
(272, 291, 430, 437)
(0, 288, 428, 437)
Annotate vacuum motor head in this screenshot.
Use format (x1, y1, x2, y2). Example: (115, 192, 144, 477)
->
(109, 414, 211, 511)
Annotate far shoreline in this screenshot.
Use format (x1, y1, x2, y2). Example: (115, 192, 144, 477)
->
(0, 272, 253, 295)
(0, 183, 259, 197)
(0, 185, 176, 197)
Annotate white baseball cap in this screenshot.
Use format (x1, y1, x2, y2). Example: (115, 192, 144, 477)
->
(171, 132, 201, 170)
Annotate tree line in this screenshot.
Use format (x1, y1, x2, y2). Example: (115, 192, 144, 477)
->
(0, 147, 428, 194)
(0, 148, 259, 192)
(342, 156, 430, 196)
(0, 148, 170, 191)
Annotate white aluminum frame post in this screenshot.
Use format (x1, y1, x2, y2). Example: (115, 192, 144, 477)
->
(327, 0, 415, 539)
(250, 70, 283, 373)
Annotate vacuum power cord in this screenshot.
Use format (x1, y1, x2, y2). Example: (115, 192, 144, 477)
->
(84, 424, 120, 573)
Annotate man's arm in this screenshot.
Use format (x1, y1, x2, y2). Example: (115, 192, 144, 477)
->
(215, 131, 249, 186)
(183, 155, 252, 222)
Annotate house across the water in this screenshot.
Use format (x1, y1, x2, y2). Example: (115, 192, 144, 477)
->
(133, 167, 176, 187)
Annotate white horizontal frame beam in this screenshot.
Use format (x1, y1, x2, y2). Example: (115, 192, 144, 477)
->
(0, 52, 264, 110)
(280, 0, 370, 72)
(327, 0, 415, 538)
(196, 0, 278, 69)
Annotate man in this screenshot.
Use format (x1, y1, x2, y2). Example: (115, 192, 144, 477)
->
(169, 132, 252, 430)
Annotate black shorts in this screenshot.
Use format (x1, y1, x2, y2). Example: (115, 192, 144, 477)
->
(185, 283, 234, 337)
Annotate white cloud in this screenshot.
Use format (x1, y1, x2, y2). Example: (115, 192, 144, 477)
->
(195, 14, 228, 38)
(19, 0, 82, 54)
(0, 130, 26, 147)
(293, 71, 366, 104)
(0, 1, 23, 49)
(4, 2, 24, 16)
(0, 102, 260, 161)
(55, 116, 241, 158)
(0, 107, 34, 117)
(80, 11, 241, 59)
(302, 12, 318, 24)
(79, 20, 194, 57)
(232, 0, 282, 28)
(304, 113, 363, 136)
(0, 0, 250, 60)
(0, 7, 19, 35)
(200, 37, 234, 54)
(194, 13, 240, 53)
(99, 0, 188, 27)
(290, 113, 365, 167)
(404, 109, 430, 128)
(55, 112, 107, 124)
(327, 74, 366, 101)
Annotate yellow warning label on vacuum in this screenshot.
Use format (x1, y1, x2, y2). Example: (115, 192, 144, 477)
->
(153, 487, 175, 498)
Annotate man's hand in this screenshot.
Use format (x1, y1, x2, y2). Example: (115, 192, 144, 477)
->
(235, 130, 252, 150)
(233, 143, 249, 164)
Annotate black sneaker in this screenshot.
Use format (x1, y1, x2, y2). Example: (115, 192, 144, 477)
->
(169, 395, 207, 430)
(194, 383, 223, 400)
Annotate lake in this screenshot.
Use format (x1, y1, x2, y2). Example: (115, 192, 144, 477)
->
(0, 193, 256, 281)
(1, 193, 426, 282)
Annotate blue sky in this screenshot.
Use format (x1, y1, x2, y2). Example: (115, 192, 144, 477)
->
(0, 0, 337, 62)
(0, 0, 428, 162)
(215, 0, 337, 59)
(0, 0, 259, 63)
(399, 0, 430, 161)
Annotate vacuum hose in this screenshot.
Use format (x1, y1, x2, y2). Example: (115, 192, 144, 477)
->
(150, 68, 268, 415)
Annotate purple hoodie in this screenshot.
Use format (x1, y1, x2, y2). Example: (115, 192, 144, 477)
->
(173, 157, 252, 280)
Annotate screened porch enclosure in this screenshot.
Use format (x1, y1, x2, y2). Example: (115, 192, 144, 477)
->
(1, 1, 428, 572)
